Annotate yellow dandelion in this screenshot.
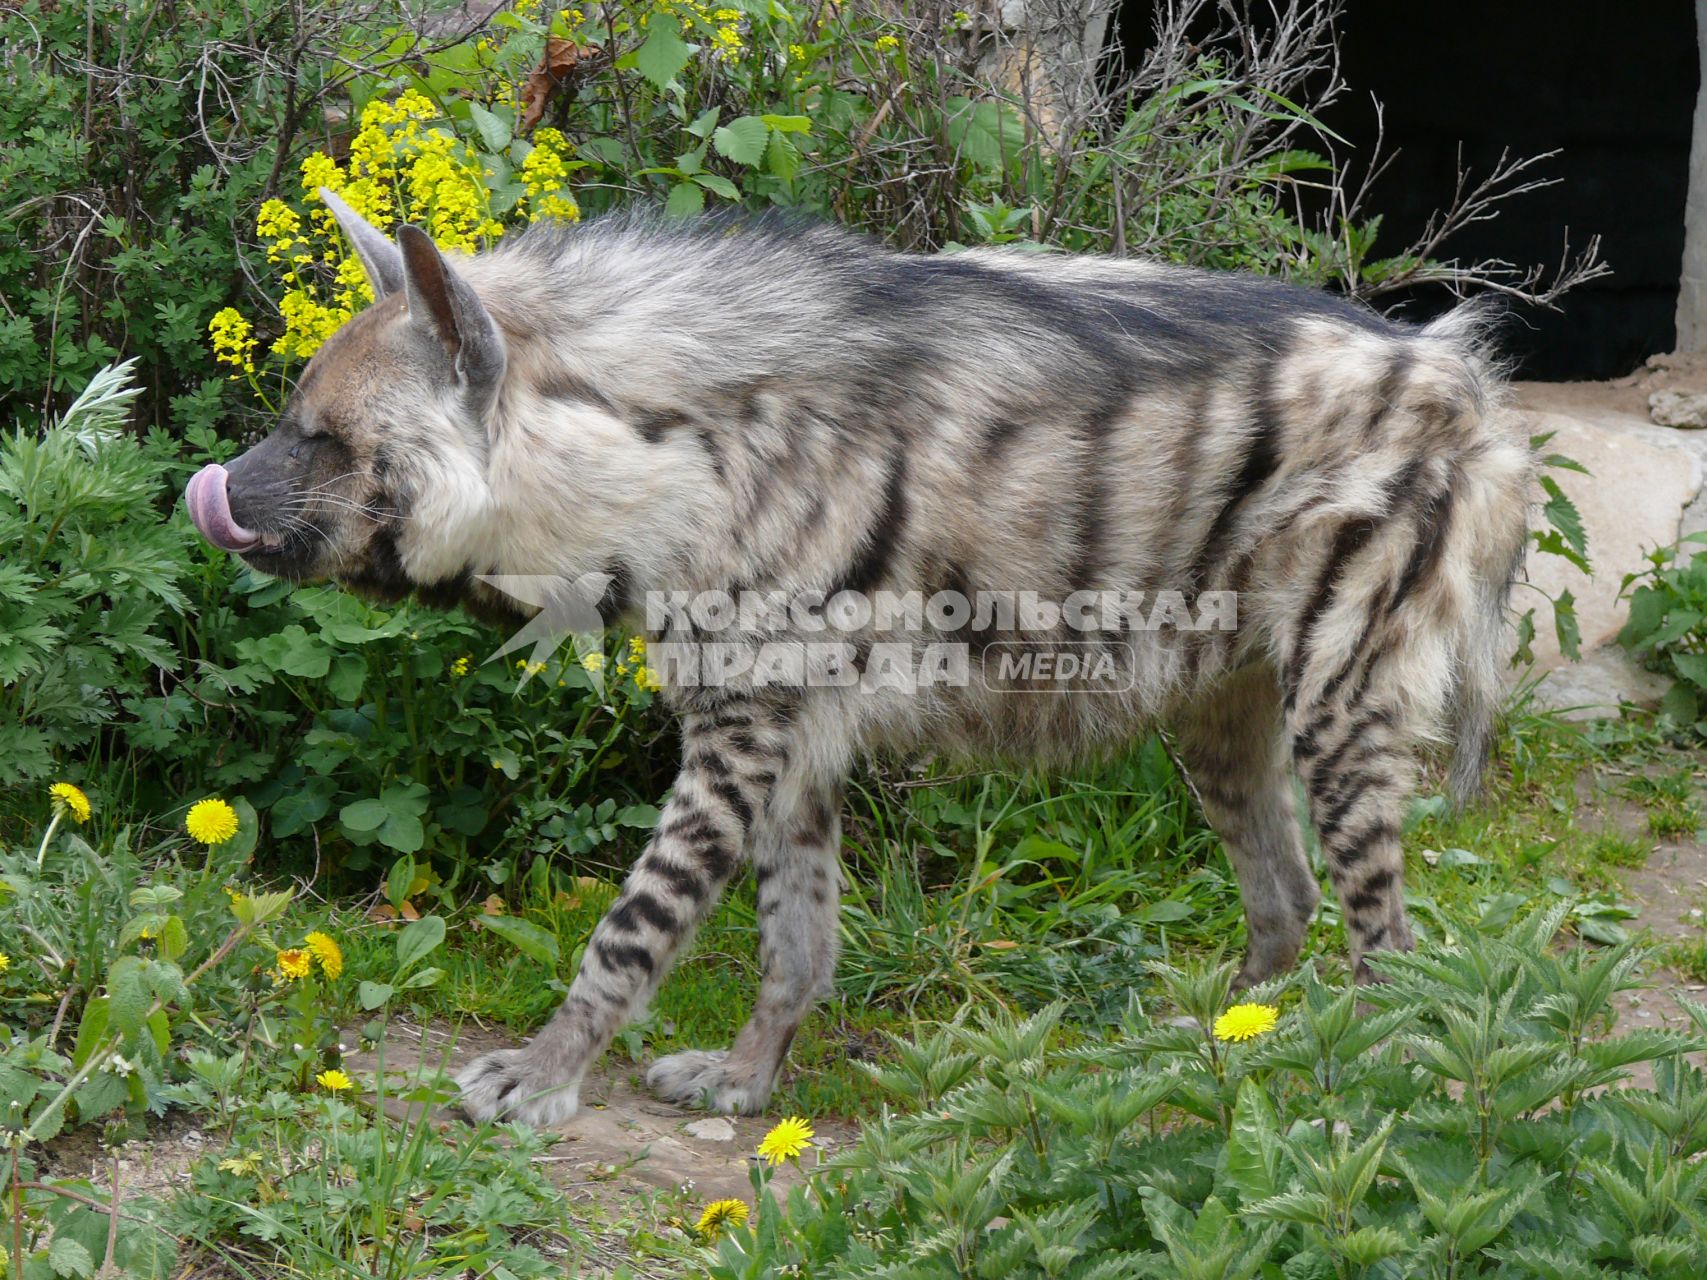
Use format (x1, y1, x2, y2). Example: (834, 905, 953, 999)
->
(49, 782, 91, 824)
(581, 652, 606, 673)
(315, 1068, 353, 1092)
(1212, 1002, 1280, 1043)
(695, 1198, 749, 1236)
(305, 931, 344, 980)
(186, 797, 240, 846)
(277, 948, 313, 981)
(756, 1115, 814, 1165)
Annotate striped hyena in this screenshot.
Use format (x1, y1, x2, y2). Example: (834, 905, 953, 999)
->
(184, 194, 1532, 1125)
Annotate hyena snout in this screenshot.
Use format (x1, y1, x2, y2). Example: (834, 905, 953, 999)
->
(185, 434, 339, 579)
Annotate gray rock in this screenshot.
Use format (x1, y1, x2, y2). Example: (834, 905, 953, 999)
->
(1511, 407, 1703, 669)
(684, 1116, 738, 1142)
(1650, 388, 1707, 428)
(1526, 646, 1674, 720)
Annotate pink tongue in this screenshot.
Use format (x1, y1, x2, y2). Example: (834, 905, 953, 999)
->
(185, 464, 261, 553)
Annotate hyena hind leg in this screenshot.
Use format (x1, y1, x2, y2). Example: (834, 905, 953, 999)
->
(647, 787, 841, 1114)
(1291, 692, 1419, 984)
(1170, 664, 1323, 989)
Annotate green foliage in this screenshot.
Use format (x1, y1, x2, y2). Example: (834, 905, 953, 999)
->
(1513, 436, 1592, 667)
(707, 909, 1707, 1280)
(0, 365, 670, 893)
(1618, 533, 1707, 737)
(0, 362, 190, 783)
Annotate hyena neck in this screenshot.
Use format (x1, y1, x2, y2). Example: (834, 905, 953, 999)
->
(436, 279, 711, 625)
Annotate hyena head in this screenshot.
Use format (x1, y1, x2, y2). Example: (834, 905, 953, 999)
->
(185, 190, 512, 612)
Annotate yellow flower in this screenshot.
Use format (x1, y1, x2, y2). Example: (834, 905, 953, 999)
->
(628, 635, 647, 659)
(695, 1198, 749, 1236)
(874, 33, 899, 51)
(581, 652, 606, 673)
(49, 782, 91, 824)
(316, 1068, 353, 1092)
(218, 1152, 262, 1176)
(450, 654, 472, 677)
(1212, 1002, 1280, 1043)
(756, 1116, 814, 1165)
(0, 954, 10, 973)
(635, 666, 663, 693)
(305, 931, 344, 980)
(186, 797, 240, 846)
(277, 948, 313, 981)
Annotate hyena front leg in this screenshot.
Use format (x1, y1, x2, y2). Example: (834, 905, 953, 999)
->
(647, 784, 841, 1114)
(457, 699, 792, 1127)
(1171, 664, 1322, 988)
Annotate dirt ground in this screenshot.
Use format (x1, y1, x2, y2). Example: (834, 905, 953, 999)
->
(1514, 350, 1707, 419)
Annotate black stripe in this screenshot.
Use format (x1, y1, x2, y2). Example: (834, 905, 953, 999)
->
(830, 451, 909, 597)
(1387, 478, 1457, 619)
(1286, 517, 1377, 705)
(651, 859, 708, 901)
(1186, 372, 1285, 587)
(708, 778, 753, 830)
(1363, 349, 1414, 439)
(981, 417, 1024, 464)
(593, 938, 655, 975)
(696, 428, 726, 481)
(633, 409, 689, 445)
(607, 891, 678, 935)
(1326, 819, 1398, 868)
(1317, 777, 1377, 842)
(1345, 869, 1396, 915)
(1309, 706, 1397, 781)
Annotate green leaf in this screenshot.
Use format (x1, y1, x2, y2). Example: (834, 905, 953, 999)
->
(665, 181, 705, 218)
(1553, 588, 1581, 661)
(341, 798, 389, 833)
(358, 980, 395, 1010)
(686, 106, 721, 138)
(759, 114, 812, 134)
(378, 811, 426, 854)
(395, 915, 446, 973)
(481, 914, 562, 966)
(632, 15, 692, 89)
(765, 129, 801, 181)
(1226, 1078, 1283, 1202)
(49, 1236, 96, 1280)
(108, 956, 150, 1037)
(712, 115, 771, 166)
(327, 653, 366, 703)
(386, 854, 417, 910)
(400, 965, 445, 990)
(468, 101, 513, 153)
(693, 173, 740, 200)
(1673, 650, 1707, 690)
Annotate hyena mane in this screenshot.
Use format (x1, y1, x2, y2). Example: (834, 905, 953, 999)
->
(185, 202, 1533, 1125)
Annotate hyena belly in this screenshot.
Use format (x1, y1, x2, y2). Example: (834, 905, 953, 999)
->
(182, 202, 1528, 1125)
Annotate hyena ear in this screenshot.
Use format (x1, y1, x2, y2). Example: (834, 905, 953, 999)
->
(317, 187, 405, 298)
(396, 223, 506, 399)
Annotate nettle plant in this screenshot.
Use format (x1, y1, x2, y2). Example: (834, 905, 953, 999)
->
(708, 905, 1707, 1280)
(1619, 532, 1707, 738)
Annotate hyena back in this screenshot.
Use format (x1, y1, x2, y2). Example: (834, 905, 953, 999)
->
(184, 196, 1532, 1124)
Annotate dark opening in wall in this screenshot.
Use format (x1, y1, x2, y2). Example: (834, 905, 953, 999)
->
(1114, 1, 1698, 379)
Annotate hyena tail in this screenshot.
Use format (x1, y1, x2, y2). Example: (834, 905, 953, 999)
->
(1414, 308, 1533, 809)
(1442, 420, 1533, 809)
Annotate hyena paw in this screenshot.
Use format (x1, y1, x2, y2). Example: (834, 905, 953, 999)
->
(456, 1049, 580, 1127)
(646, 1049, 771, 1115)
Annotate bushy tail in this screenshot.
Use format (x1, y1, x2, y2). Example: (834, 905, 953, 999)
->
(1430, 314, 1532, 808)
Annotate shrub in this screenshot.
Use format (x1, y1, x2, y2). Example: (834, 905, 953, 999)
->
(706, 907, 1707, 1279)
(1619, 533, 1707, 737)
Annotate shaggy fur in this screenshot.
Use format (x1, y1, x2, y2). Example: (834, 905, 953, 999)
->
(196, 199, 1533, 1126)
